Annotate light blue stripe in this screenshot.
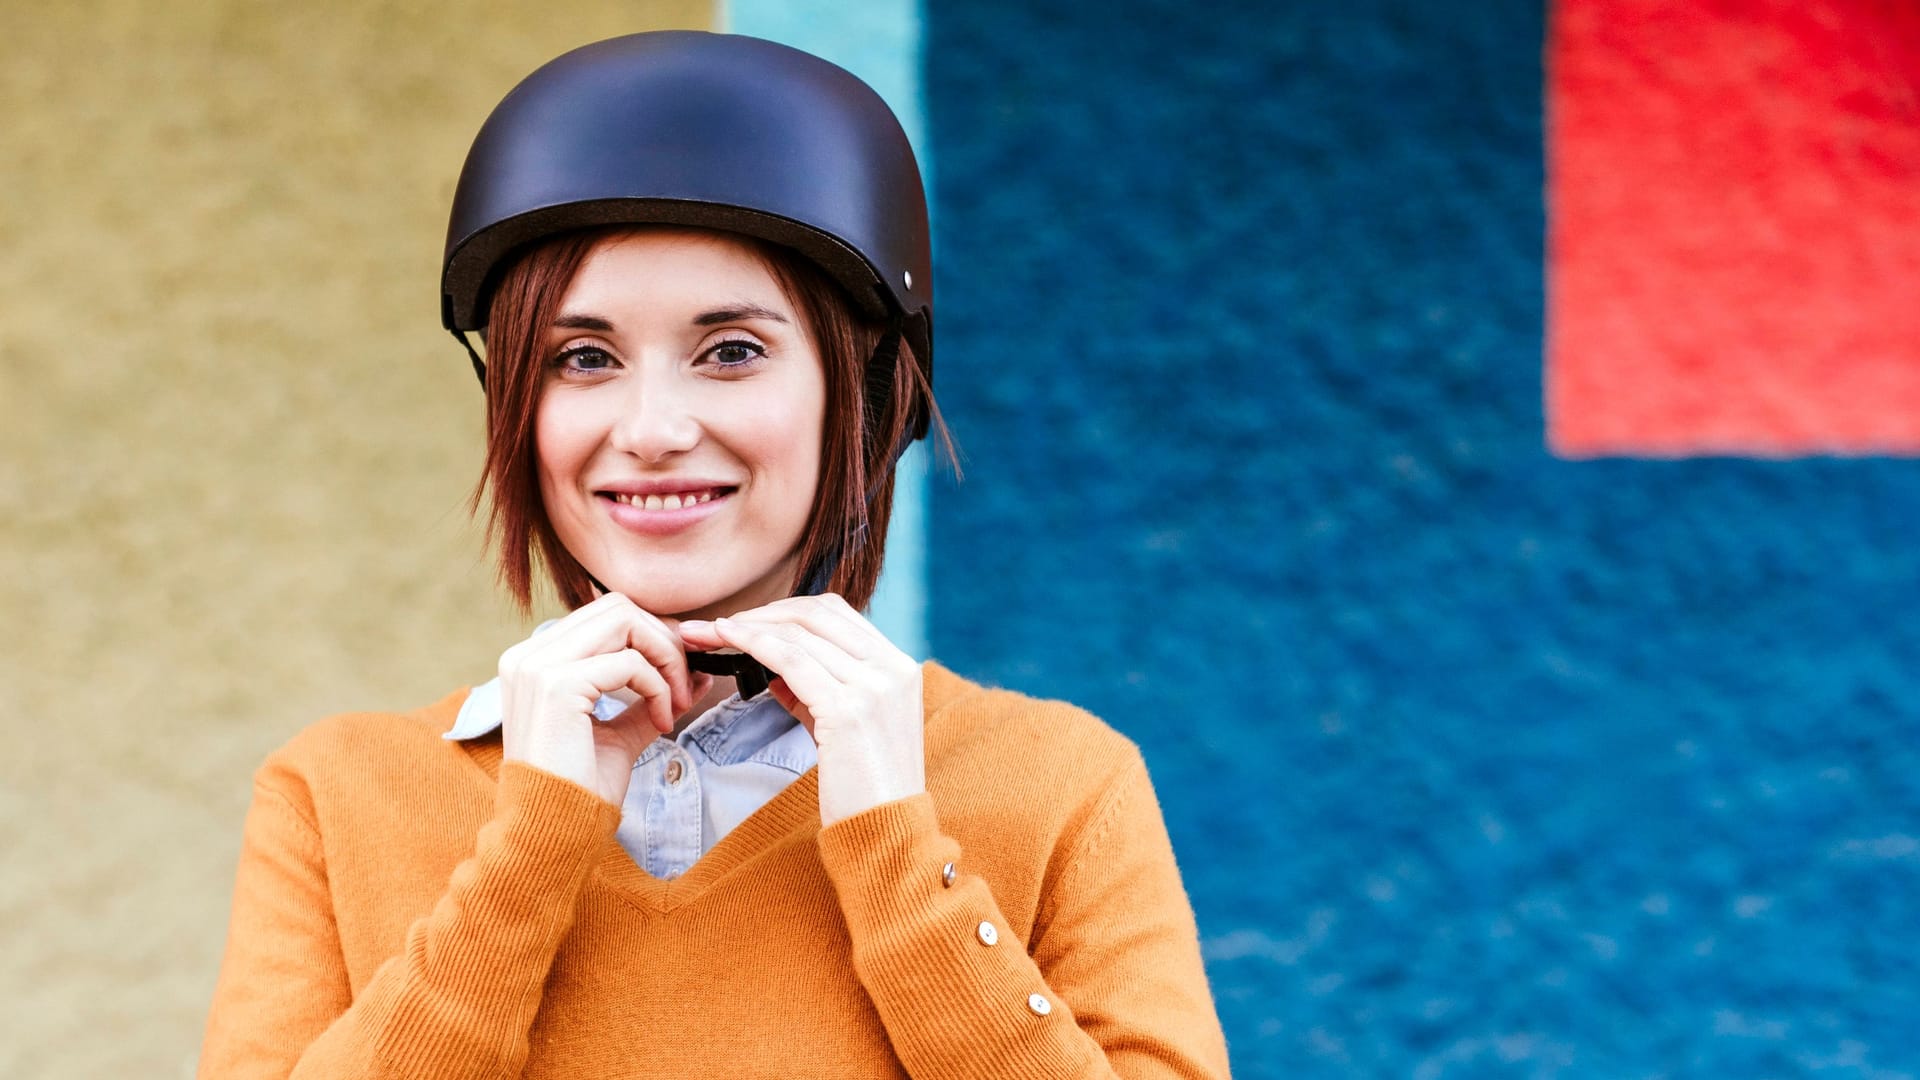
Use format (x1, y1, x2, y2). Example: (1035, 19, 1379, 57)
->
(721, 0, 931, 660)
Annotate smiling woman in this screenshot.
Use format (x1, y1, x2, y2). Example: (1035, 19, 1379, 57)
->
(481, 225, 912, 619)
(196, 30, 1229, 1080)
(528, 230, 829, 619)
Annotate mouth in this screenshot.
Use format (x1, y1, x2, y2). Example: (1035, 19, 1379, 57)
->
(600, 487, 734, 512)
(595, 485, 738, 535)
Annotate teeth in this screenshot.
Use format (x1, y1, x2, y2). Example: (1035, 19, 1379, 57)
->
(614, 490, 720, 509)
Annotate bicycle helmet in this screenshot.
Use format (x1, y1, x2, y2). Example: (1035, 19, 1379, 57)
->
(440, 30, 932, 440)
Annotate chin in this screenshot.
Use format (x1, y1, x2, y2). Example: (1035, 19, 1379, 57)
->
(590, 562, 795, 620)
(574, 543, 802, 618)
(605, 581, 734, 619)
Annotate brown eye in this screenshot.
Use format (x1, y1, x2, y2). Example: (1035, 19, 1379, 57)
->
(706, 340, 766, 368)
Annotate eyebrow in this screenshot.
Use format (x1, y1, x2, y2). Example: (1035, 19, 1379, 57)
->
(550, 304, 790, 332)
(693, 304, 789, 327)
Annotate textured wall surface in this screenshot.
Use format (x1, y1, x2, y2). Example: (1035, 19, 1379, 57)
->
(0, 3, 705, 1075)
(1550, 0, 1920, 455)
(14, 2, 1920, 1076)
(926, 1, 1920, 1075)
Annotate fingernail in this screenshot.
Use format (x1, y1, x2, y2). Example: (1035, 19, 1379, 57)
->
(680, 619, 712, 632)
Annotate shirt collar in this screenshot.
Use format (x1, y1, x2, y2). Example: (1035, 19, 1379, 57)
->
(680, 692, 814, 772)
(442, 674, 611, 741)
(442, 621, 804, 763)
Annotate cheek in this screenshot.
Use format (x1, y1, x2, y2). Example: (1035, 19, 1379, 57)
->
(533, 394, 591, 499)
(750, 380, 826, 499)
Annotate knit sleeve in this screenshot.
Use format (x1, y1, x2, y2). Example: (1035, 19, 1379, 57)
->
(197, 761, 621, 1080)
(815, 751, 1231, 1080)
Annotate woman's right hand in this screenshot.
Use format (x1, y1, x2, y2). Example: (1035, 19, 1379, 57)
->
(496, 591, 709, 805)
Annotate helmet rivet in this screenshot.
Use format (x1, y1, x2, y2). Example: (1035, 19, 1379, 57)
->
(903, 269, 914, 291)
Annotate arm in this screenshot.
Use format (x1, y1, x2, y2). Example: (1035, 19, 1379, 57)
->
(816, 755, 1230, 1080)
(197, 761, 620, 1080)
(683, 595, 1229, 1078)
(199, 594, 703, 1077)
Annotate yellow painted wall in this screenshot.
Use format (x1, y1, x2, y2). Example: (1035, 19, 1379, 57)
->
(0, 2, 711, 1074)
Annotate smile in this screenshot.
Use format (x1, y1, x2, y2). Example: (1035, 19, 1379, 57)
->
(596, 485, 736, 536)
(607, 489, 726, 511)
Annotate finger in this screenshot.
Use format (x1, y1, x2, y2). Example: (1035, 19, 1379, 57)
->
(623, 655, 677, 734)
(683, 594, 876, 654)
(675, 618, 726, 651)
(567, 650, 675, 734)
(509, 598, 693, 716)
(507, 593, 649, 671)
(619, 615, 694, 715)
(709, 595, 890, 662)
(716, 617, 864, 681)
(712, 617, 847, 705)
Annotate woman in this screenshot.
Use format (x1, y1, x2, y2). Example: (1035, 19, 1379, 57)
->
(200, 31, 1229, 1079)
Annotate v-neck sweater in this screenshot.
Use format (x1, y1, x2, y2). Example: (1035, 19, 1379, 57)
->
(198, 662, 1230, 1079)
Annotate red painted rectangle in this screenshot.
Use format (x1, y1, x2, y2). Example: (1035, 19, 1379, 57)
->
(1548, 0, 1920, 457)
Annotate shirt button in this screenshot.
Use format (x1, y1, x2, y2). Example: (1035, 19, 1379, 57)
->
(976, 920, 998, 947)
(665, 759, 684, 784)
(1028, 993, 1052, 1016)
(941, 862, 956, 888)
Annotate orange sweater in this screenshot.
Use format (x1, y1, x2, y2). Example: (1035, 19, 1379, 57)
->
(199, 662, 1230, 1078)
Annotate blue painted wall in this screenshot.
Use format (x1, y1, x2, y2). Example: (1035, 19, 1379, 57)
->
(925, 1, 1920, 1074)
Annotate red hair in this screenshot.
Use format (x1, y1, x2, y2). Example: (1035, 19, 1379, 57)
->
(473, 226, 948, 614)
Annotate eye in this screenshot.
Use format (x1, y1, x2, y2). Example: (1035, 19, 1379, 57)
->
(703, 338, 767, 370)
(554, 344, 618, 373)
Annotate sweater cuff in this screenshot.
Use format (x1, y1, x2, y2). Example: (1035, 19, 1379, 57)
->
(817, 796, 1093, 1078)
(815, 794, 953, 926)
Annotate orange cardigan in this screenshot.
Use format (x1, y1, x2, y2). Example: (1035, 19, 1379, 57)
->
(199, 662, 1231, 1078)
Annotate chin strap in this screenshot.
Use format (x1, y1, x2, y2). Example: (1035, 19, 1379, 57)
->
(685, 645, 773, 699)
(580, 565, 774, 701)
(453, 329, 486, 386)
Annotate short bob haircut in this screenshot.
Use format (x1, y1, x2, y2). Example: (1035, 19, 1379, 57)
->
(474, 225, 945, 615)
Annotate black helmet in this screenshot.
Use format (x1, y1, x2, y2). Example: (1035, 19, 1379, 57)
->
(441, 30, 932, 438)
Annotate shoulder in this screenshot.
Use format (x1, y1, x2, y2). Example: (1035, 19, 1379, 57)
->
(920, 659, 1147, 801)
(253, 688, 483, 813)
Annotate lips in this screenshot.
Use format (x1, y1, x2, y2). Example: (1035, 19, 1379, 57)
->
(595, 481, 736, 536)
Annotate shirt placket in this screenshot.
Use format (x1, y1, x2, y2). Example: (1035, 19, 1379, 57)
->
(644, 742, 702, 879)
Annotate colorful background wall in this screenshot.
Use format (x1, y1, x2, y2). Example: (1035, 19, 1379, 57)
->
(923, 1, 1920, 1075)
(5, 1, 1918, 1076)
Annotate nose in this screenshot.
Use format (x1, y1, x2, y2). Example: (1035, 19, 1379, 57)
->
(607, 366, 701, 462)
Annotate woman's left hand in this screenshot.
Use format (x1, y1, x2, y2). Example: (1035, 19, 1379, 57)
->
(679, 594, 924, 827)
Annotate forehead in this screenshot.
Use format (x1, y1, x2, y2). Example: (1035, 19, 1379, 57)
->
(560, 227, 788, 315)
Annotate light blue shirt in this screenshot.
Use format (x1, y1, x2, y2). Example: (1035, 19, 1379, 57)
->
(444, 675, 817, 880)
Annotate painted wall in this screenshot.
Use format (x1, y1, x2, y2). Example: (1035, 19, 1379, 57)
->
(925, 0, 1920, 1075)
(11, 1, 1918, 1076)
(0, 4, 706, 1074)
